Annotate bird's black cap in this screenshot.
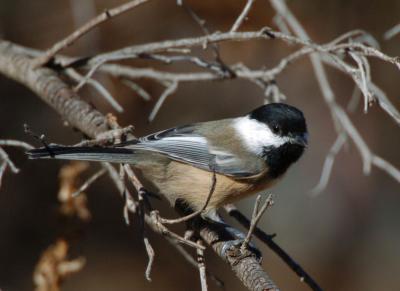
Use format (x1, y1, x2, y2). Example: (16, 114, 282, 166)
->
(249, 103, 307, 136)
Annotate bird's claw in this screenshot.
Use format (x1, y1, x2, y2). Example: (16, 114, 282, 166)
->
(220, 239, 263, 263)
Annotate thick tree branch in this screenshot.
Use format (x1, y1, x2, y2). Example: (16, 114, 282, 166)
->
(198, 219, 278, 291)
(0, 41, 110, 137)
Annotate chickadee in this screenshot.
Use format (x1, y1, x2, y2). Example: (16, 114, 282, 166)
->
(28, 103, 308, 214)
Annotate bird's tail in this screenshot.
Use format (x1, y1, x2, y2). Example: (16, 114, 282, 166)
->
(27, 144, 137, 164)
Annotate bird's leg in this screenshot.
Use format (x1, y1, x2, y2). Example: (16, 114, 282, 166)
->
(174, 200, 262, 261)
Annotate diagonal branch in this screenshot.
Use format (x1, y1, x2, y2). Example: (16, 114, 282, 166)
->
(241, 194, 273, 252)
(0, 41, 110, 138)
(230, 0, 256, 32)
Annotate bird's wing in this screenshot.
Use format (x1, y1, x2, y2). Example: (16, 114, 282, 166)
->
(118, 124, 260, 178)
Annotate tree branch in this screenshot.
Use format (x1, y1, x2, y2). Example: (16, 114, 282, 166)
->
(0, 41, 110, 137)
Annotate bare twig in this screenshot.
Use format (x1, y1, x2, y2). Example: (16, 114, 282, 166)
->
(121, 79, 152, 101)
(166, 236, 224, 288)
(150, 210, 205, 250)
(66, 68, 124, 112)
(320, 55, 400, 126)
(230, 0, 256, 32)
(33, 0, 150, 67)
(384, 23, 400, 40)
(103, 162, 137, 224)
(148, 81, 178, 122)
(144, 237, 155, 281)
(310, 133, 347, 196)
(372, 156, 400, 182)
(368, 83, 400, 126)
(0, 140, 34, 178)
(347, 86, 362, 112)
(0, 161, 7, 189)
(87, 28, 291, 66)
(0, 139, 34, 150)
(123, 163, 158, 281)
(0, 147, 19, 174)
(138, 53, 231, 76)
(178, 0, 222, 61)
(197, 239, 208, 291)
(241, 194, 273, 252)
(71, 168, 106, 197)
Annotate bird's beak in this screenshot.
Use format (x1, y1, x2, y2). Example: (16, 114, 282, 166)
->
(290, 133, 308, 147)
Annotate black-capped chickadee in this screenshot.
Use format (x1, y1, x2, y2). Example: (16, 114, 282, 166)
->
(28, 103, 308, 214)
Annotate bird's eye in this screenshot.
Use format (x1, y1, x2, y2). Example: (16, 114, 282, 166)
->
(272, 124, 280, 134)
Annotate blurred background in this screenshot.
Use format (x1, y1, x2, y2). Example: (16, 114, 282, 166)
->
(0, 0, 399, 290)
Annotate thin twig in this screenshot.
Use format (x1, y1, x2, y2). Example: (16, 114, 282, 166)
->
(87, 28, 293, 66)
(178, 0, 221, 60)
(0, 139, 34, 150)
(138, 53, 230, 76)
(166, 236, 225, 288)
(33, 0, 150, 67)
(372, 156, 400, 182)
(66, 68, 124, 112)
(368, 83, 400, 126)
(0, 139, 34, 175)
(150, 210, 205, 250)
(121, 79, 152, 101)
(241, 194, 273, 252)
(71, 168, 106, 197)
(347, 86, 362, 113)
(0, 147, 19, 173)
(144, 237, 155, 281)
(103, 162, 137, 224)
(310, 133, 347, 196)
(384, 23, 400, 40)
(148, 81, 178, 122)
(197, 239, 208, 291)
(134, 164, 156, 282)
(0, 161, 7, 189)
(230, 0, 256, 32)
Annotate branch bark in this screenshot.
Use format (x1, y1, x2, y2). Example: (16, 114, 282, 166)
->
(0, 41, 109, 138)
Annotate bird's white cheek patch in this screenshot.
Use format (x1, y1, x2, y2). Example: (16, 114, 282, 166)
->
(233, 116, 288, 155)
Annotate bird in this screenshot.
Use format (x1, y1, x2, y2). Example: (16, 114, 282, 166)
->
(28, 103, 308, 216)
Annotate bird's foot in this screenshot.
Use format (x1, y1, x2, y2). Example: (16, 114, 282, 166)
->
(202, 211, 262, 262)
(221, 226, 262, 263)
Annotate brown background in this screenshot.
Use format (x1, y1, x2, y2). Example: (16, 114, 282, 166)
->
(0, 0, 399, 290)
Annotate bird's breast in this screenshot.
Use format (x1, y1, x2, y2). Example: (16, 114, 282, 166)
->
(134, 159, 274, 211)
